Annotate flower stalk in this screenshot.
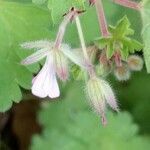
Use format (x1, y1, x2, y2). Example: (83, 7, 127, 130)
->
(75, 15, 95, 77)
(20, 8, 82, 98)
(74, 13, 118, 126)
(75, 16, 90, 62)
(113, 0, 141, 10)
(54, 10, 76, 49)
(95, 0, 109, 37)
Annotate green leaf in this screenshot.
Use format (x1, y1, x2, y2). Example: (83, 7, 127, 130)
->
(129, 39, 143, 52)
(95, 37, 111, 49)
(109, 69, 150, 133)
(32, 0, 48, 5)
(71, 65, 85, 80)
(47, 0, 85, 24)
(0, 1, 52, 112)
(123, 38, 143, 54)
(109, 16, 133, 38)
(0, 0, 144, 111)
(141, 0, 150, 73)
(97, 16, 143, 60)
(106, 41, 114, 58)
(31, 82, 150, 150)
(121, 45, 128, 60)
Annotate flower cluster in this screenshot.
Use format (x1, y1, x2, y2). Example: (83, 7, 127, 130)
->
(99, 51, 143, 81)
(21, 41, 82, 98)
(21, 9, 84, 98)
(20, 0, 144, 125)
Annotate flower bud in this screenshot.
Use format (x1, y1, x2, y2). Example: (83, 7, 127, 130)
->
(86, 77, 118, 125)
(127, 55, 143, 71)
(96, 64, 111, 77)
(114, 64, 130, 81)
(53, 50, 69, 81)
(114, 51, 122, 67)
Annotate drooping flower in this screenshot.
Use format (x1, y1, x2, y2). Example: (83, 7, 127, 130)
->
(31, 53, 60, 98)
(86, 76, 118, 125)
(74, 13, 119, 125)
(21, 40, 83, 98)
(21, 8, 86, 99)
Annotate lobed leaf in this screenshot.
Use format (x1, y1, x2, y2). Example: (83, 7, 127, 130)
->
(141, 0, 150, 73)
(0, 1, 52, 111)
(31, 83, 150, 150)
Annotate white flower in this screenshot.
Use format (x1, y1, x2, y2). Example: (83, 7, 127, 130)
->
(21, 40, 84, 98)
(86, 76, 119, 125)
(32, 54, 60, 98)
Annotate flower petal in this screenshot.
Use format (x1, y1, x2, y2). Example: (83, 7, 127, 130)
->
(32, 59, 50, 98)
(47, 55, 60, 98)
(21, 48, 49, 65)
(61, 44, 85, 68)
(32, 55, 60, 98)
(47, 70, 60, 98)
(53, 50, 69, 81)
(101, 80, 119, 112)
(21, 40, 54, 50)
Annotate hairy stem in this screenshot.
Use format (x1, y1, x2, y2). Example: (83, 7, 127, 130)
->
(95, 0, 109, 37)
(54, 11, 75, 49)
(75, 15, 95, 76)
(113, 0, 141, 10)
(75, 16, 89, 61)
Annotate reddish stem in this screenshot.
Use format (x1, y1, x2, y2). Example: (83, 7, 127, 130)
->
(54, 10, 76, 49)
(95, 0, 110, 37)
(113, 0, 141, 10)
(101, 113, 107, 126)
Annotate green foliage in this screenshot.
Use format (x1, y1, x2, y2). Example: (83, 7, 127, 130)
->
(0, 0, 145, 112)
(96, 16, 143, 60)
(32, 0, 85, 24)
(109, 69, 150, 133)
(31, 82, 150, 150)
(141, 0, 150, 73)
(71, 65, 85, 80)
(0, 0, 51, 112)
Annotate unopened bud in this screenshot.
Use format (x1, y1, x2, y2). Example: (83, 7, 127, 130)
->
(86, 76, 118, 125)
(114, 51, 122, 67)
(127, 55, 143, 71)
(96, 64, 111, 77)
(53, 50, 69, 81)
(98, 51, 112, 76)
(114, 64, 131, 81)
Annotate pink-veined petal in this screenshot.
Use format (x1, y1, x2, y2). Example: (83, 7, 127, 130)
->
(21, 48, 49, 65)
(21, 40, 54, 50)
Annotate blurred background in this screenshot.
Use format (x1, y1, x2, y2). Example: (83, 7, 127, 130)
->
(0, 0, 150, 150)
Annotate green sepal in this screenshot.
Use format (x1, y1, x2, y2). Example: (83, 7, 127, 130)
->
(96, 16, 143, 60)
